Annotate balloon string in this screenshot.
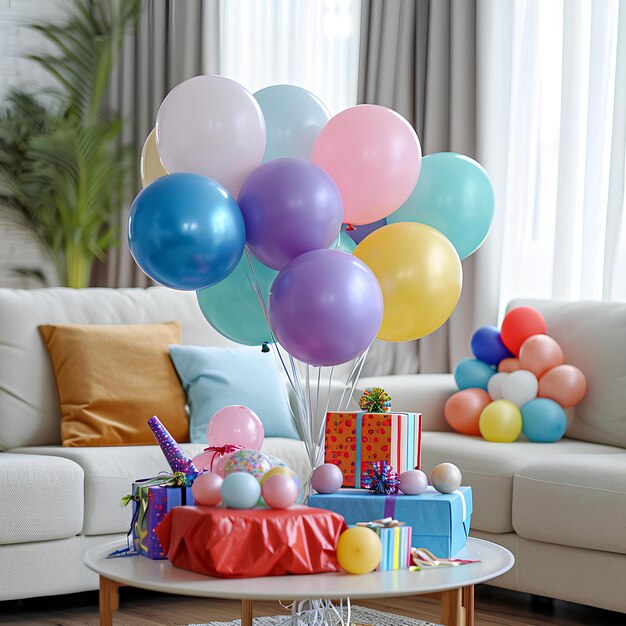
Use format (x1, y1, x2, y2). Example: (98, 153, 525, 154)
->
(343, 344, 371, 410)
(338, 348, 368, 410)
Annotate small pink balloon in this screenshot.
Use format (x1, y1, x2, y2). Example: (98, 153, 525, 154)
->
(399, 470, 428, 495)
(310, 463, 344, 494)
(191, 471, 224, 506)
(519, 334, 564, 378)
(206, 405, 264, 450)
(539, 364, 587, 408)
(498, 357, 520, 373)
(444, 388, 490, 436)
(191, 449, 238, 478)
(262, 474, 299, 509)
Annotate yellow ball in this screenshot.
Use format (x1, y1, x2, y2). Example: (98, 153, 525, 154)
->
(260, 466, 296, 487)
(336, 527, 382, 575)
(479, 400, 523, 442)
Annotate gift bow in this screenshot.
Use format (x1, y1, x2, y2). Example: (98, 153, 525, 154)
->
(361, 460, 400, 495)
(203, 444, 243, 472)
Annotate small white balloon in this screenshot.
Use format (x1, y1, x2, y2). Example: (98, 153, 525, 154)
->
(487, 372, 509, 400)
(501, 369, 538, 407)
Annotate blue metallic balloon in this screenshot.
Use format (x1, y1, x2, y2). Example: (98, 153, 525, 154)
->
(454, 357, 495, 390)
(521, 398, 567, 443)
(128, 173, 245, 290)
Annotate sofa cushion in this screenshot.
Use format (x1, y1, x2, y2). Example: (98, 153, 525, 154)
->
(421, 432, 624, 533)
(11, 439, 310, 536)
(513, 453, 626, 554)
(0, 453, 83, 544)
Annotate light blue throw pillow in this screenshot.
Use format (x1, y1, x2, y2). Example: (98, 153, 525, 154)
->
(169, 345, 299, 441)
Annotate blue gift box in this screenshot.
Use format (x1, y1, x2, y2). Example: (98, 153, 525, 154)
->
(308, 486, 472, 558)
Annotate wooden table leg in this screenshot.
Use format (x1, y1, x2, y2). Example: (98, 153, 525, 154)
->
(99, 576, 120, 626)
(463, 585, 475, 626)
(440, 587, 462, 626)
(241, 599, 253, 626)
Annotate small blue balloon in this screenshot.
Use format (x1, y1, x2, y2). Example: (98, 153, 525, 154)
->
(470, 326, 513, 366)
(254, 85, 330, 162)
(128, 174, 246, 290)
(521, 398, 567, 443)
(221, 472, 262, 509)
(331, 231, 357, 254)
(387, 152, 495, 259)
(454, 358, 495, 390)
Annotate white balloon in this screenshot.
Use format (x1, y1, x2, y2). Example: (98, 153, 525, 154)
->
(487, 372, 509, 400)
(501, 369, 538, 407)
(156, 75, 266, 197)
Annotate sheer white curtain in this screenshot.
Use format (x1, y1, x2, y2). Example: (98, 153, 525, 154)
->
(478, 0, 626, 319)
(218, 0, 361, 114)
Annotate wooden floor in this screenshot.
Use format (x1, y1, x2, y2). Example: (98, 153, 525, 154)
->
(0, 586, 623, 626)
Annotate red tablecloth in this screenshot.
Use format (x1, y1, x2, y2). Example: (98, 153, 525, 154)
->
(155, 505, 346, 578)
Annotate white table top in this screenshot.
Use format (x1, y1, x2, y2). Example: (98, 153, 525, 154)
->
(85, 537, 514, 601)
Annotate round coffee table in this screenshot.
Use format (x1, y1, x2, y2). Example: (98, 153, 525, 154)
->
(85, 537, 513, 626)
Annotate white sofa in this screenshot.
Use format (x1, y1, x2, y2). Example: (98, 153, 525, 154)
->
(0, 288, 624, 614)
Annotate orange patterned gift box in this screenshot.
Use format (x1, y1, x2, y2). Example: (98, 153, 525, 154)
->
(324, 412, 422, 487)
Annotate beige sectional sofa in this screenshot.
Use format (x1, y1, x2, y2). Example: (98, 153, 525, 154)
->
(0, 288, 624, 614)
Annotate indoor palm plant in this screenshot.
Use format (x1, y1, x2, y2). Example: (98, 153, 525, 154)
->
(0, 0, 141, 287)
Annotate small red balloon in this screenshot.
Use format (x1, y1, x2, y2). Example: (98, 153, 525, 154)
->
(501, 307, 547, 356)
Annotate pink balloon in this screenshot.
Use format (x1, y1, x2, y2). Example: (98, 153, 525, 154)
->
(498, 357, 520, 373)
(444, 388, 491, 436)
(262, 474, 299, 509)
(539, 365, 587, 408)
(191, 472, 223, 506)
(310, 463, 344, 493)
(206, 405, 264, 450)
(311, 104, 422, 225)
(191, 448, 238, 478)
(519, 334, 564, 378)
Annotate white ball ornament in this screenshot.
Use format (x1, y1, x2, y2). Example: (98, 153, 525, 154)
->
(430, 462, 462, 494)
(487, 372, 509, 400)
(501, 369, 538, 407)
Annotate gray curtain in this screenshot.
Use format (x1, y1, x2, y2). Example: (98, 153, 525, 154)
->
(92, 0, 220, 288)
(358, 0, 478, 376)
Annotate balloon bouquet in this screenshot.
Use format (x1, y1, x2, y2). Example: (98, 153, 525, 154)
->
(128, 74, 495, 472)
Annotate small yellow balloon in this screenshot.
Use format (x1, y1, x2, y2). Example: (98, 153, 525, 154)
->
(479, 400, 523, 442)
(336, 527, 382, 575)
(140, 128, 167, 187)
(260, 466, 296, 486)
(354, 222, 462, 342)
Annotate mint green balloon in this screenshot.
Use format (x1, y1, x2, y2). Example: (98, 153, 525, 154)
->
(331, 231, 357, 254)
(388, 152, 494, 259)
(197, 251, 277, 346)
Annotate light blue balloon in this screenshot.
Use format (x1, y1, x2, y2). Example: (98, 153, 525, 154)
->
(128, 173, 245, 290)
(454, 357, 495, 390)
(521, 398, 567, 443)
(388, 152, 495, 259)
(197, 251, 277, 346)
(330, 231, 357, 254)
(254, 85, 330, 162)
(221, 472, 262, 509)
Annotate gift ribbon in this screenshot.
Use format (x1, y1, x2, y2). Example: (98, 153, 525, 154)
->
(384, 495, 397, 520)
(452, 489, 468, 522)
(203, 444, 243, 472)
(355, 416, 363, 487)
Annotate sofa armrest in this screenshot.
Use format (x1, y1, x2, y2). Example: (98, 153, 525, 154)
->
(359, 374, 456, 432)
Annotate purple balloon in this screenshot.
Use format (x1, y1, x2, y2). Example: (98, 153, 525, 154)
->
(399, 470, 428, 495)
(238, 157, 343, 270)
(310, 463, 344, 494)
(343, 218, 387, 244)
(269, 249, 383, 366)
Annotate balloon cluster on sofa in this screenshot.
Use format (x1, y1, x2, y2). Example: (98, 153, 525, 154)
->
(445, 306, 587, 443)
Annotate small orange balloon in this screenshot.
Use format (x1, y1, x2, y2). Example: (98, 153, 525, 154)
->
(519, 334, 564, 378)
(444, 389, 491, 436)
(539, 364, 587, 408)
(498, 357, 520, 373)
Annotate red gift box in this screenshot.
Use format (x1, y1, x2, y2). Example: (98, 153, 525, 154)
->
(155, 505, 346, 578)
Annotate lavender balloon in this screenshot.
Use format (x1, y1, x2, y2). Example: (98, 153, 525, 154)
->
(269, 249, 383, 366)
(238, 158, 343, 270)
(399, 470, 428, 495)
(310, 463, 344, 494)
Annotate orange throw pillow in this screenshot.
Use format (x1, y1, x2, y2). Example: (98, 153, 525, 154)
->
(39, 322, 188, 446)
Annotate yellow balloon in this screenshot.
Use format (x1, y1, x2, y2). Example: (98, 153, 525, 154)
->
(336, 527, 382, 575)
(140, 128, 167, 187)
(354, 222, 462, 342)
(260, 466, 296, 486)
(479, 400, 523, 442)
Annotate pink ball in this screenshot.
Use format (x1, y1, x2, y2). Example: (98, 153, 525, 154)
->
(399, 470, 428, 495)
(262, 474, 299, 509)
(191, 471, 224, 506)
(310, 463, 344, 494)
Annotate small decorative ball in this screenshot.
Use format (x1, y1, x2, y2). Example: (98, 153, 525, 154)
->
(310, 463, 344, 494)
(220, 471, 261, 509)
(262, 474, 299, 509)
(224, 449, 273, 481)
(191, 471, 223, 506)
(430, 463, 462, 494)
(336, 527, 382, 575)
(398, 470, 429, 495)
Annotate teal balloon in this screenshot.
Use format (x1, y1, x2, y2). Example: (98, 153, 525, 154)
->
(331, 231, 357, 254)
(254, 85, 330, 162)
(197, 251, 277, 346)
(388, 152, 495, 259)
(521, 398, 567, 443)
(454, 358, 495, 390)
